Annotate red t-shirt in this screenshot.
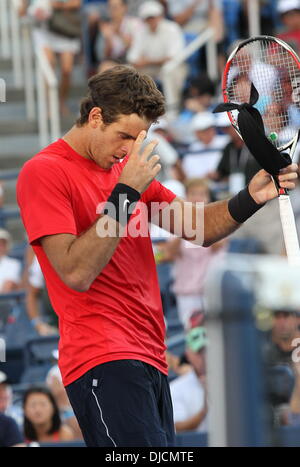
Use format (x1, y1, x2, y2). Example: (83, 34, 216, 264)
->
(17, 139, 176, 386)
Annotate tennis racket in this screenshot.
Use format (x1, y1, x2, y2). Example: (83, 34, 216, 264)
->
(215, 35, 300, 265)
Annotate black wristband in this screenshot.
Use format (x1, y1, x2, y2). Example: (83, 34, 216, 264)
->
(103, 183, 141, 226)
(228, 186, 265, 224)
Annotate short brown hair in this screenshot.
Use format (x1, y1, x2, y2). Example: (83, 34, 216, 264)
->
(76, 65, 165, 126)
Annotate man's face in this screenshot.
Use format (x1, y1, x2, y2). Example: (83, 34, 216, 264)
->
(145, 16, 161, 32)
(273, 311, 298, 340)
(86, 112, 152, 170)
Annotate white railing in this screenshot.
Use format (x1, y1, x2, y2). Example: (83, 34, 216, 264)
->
(20, 17, 35, 121)
(0, 0, 10, 59)
(0, 0, 61, 145)
(36, 47, 61, 147)
(162, 27, 218, 119)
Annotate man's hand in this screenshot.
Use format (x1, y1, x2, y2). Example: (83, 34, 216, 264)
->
(118, 131, 161, 193)
(248, 164, 298, 204)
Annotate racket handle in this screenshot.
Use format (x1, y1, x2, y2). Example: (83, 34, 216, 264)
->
(278, 194, 300, 266)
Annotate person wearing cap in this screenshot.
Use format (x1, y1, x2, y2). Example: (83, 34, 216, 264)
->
(277, 0, 300, 56)
(97, 0, 143, 63)
(127, 0, 187, 111)
(181, 111, 228, 179)
(0, 229, 22, 294)
(170, 327, 208, 433)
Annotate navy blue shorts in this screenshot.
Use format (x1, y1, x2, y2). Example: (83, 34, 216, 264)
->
(65, 360, 175, 447)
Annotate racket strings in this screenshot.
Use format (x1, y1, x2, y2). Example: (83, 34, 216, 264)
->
(226, 39, 300, 150)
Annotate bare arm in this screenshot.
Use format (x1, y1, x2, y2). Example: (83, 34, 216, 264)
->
(155, 167, 298, 247)
(40, 132, 161, 292)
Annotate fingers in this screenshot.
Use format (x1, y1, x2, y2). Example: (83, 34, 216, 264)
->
(279, 163, 299, 174)
(130, 131, 147, 158)
(278, 171, 298, 182)
(279, 181, 296, 190)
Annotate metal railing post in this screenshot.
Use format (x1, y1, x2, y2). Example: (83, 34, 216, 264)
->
(36, 60, 49, 147)
(0, 0, 10, 58)
(21, 18, 35, 120)
(162, 27, 217, 119)
(9, 0, 23, 88)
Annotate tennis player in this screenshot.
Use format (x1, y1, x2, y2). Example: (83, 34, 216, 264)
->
(16, 65, 298, 447)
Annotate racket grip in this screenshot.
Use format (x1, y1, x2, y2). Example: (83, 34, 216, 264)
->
(278, 195, 300, 266)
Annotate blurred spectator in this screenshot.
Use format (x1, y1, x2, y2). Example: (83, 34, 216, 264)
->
(169, 74, 216, 146)
(0, 372, 23, 428)
(82, 0, 109, 74)
(263, 308, 300, 427)
(213, 112, 261, 194)
(170, 327, 208, 432)
(23, 386, 75, 443)
(127, 1, 187, 110)
(46, 360, 83, 439)
(26, 256, 58, 336)
(181, 111, 228, 178)
(277, 0, 300, 58)
(146, 119, 179, 182)
(264, 309, 300, 367)
(0, 413, 25, 447)
(0, 229, 22, 294)
(167, 0, 225, 74)
(155, 178, 226, 328)
(97, 0, 143, 63)
(167, 0, 224, 39)
(21, 0, 82, 115)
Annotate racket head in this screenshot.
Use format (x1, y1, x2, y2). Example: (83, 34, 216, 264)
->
(222, 35, 300, 153)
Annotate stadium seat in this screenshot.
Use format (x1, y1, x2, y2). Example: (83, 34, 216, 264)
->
(20, 335, 59, 384)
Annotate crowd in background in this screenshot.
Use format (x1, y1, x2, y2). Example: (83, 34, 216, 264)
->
(1, 0, 300, 446)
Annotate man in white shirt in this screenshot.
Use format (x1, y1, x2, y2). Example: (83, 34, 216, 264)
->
(127, 0, 187, 109)
(0, 229, 21, 294)
(170, 326, 208, 433)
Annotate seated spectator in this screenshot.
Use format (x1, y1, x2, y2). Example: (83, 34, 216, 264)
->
(169, 74, 216, 146)
(262, 308, 300, 427)
(167, 0, 224, 38)
(23, 386, 75, 443)
(0, 371, 23, 427)
(0, 413, 25, 447)
(127, 0, 187, 110)
(167, 0, 225, 73)
(26, 256, 58, 336)
(46, 360, 83, 439)
(277, 0, 300, 57)
(97, 0, 143, 62)
(181, 112, 228, 179)
(170, 326, 208, 432)
(0, 229, 22, 294)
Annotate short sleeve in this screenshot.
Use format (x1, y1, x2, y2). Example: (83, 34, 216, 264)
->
(0, 414, 24, 447)
(143, 179, 177, 205)
(6, 259, 22, 284)
(17, 159, 77, 244)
